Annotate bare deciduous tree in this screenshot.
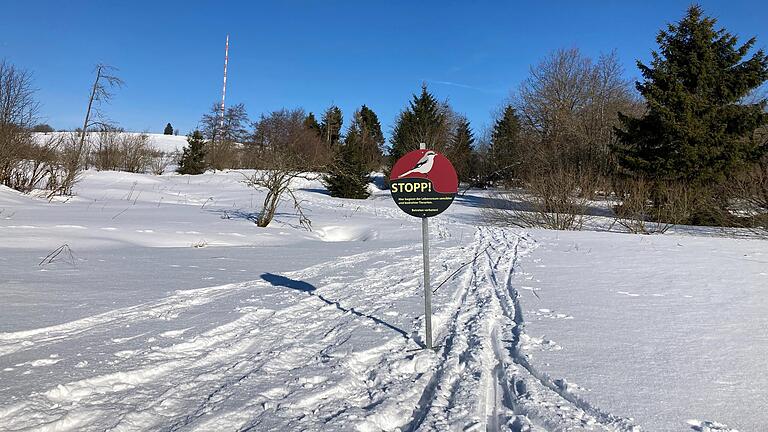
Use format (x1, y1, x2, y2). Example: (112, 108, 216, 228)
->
(200, 102, 249, 170)
(78, 64, 124, 156)
(516, 48, 640, 176)
(50, 64, 124, 196)
(484, 49, 640, 230)
(242, 108, 328, 228)
(0, 59, 39, 189)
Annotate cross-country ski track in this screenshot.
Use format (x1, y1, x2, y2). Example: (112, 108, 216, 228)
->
(0, 226, 639, 431)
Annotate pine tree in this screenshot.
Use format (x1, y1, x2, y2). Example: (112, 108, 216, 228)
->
(320, 106, 343, 146)
(448, 117, 475, 183)
(304, 112, 321, 137)
(390, 84, 447, 165)
(163, 123, 173, 135)
(177, 130, 207, 175)
(489, 105, 521, 182)
(614, 5, 768, 184)
(357, 105, 385, 170)
(324, 111, 370, 199)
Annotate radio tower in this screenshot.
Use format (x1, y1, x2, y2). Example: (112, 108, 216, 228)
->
(219, 34, 229, 128)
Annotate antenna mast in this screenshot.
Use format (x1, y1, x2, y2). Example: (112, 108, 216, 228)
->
(220, 34, 229, 128)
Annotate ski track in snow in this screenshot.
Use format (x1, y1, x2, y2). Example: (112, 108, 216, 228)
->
(0, 227, 641, 432)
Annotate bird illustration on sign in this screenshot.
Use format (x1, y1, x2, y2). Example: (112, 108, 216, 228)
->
(397, 151, 436, 178)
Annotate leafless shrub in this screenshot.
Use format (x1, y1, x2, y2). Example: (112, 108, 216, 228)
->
(723, 160, 768, 235)
(2, 129, 82, 196)
(92, 131, 153, 173)
(483, 164, 598, 230)
(612, 178, 672, 234)
(119, 133, 152, 172)
(611, 178, 714, 234)
(242, 108, 328, 228)
(92, 129, 121, 170)
(53, 132, 85, 197)
(149, 151, 176, 175)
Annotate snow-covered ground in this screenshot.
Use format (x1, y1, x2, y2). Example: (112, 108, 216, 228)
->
(0, 170, 766, 431)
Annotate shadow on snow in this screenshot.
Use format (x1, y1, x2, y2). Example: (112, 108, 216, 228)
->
(260, 272, 412, 342)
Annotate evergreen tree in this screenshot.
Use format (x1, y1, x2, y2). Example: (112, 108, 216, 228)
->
(448, 117, 475, 183)
(389, 84, 447, 165)
(163, 123, 173, 135)
(357, 105, 385, 170)
(319, 105, 343, 146)
(177, 130, 207, 175)
(614, 5, 768, 184)
(489, 105, 522, 182)
(303, 112, 321, 137)
(324, 111, 370, 199)
(32, 123, 55, 133)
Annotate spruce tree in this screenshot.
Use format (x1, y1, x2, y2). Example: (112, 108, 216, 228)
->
(614, 5, 768, 184)
(324, 111, 370, 199)
(449, 117, 475, 183)
(490, 105, 521, 182)
(357, 105, 385, 170)
(390, 84, 447, 165)
(177, 130, 207, 175)
(163, 123, 173, 135)
(320, 106, 343, 146)
(304, 112, 321, 138)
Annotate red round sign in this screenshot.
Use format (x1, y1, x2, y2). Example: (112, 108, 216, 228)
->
(389, 149, 458, 218)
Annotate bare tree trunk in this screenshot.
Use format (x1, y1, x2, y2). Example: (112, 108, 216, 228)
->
(78, 66, 101, 165)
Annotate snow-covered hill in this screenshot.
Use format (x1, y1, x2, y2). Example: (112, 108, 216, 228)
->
(0, 170, 765, 431)
(33, 132, 188, 153)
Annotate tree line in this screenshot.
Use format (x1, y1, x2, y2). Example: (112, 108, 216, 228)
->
(176, 5, 768, 232)
(1, 5, 766, 231)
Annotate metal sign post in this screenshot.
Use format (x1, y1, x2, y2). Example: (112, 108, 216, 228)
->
(419, 142, 433, 350)
(389, 142, 458, 351)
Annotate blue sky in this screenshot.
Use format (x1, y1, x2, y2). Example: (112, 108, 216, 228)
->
(1, 1, 766, 137)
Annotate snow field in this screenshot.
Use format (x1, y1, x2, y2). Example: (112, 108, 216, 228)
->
(1, 169, 766, 431)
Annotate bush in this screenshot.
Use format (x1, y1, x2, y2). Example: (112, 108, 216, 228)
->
(482, 164, 597, 230)
(149, 151, 176, 175)
(723, 159, 768, 235)
(92, 131, 153, 173)
(611, 178, 729, 234)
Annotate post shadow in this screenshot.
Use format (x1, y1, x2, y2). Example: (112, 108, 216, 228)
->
(260, 273, 411, 341)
